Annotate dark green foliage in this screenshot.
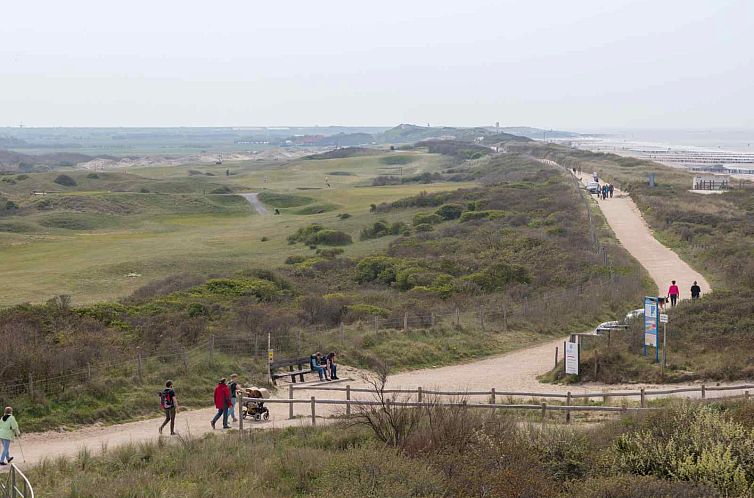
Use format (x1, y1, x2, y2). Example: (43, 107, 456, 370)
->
(209, 186, 232, 194)
(435, 203, 464, 220)
(288, 224, 353, 246)
(337, 212, 351, 219)
(459, 209, 505, 222)
(380, 155, 418, 165)
(285, 255, 308, 265)
(4, 200, 17, 210)
(258, 191, 313, 208)
(413, 212, 442, 225)
(360, 220, 409, 240)
(53, 174, 77, 187)
(414, 223, 434, 233)
(86, 173, 100, 179)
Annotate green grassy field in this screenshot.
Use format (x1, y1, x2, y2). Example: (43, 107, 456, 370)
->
(0, 151, 465, 305)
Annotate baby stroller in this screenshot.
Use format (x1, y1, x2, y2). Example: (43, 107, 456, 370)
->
(242, 387, 270, 421)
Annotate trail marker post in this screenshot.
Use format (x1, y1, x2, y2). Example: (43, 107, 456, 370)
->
(660, 313, 669, 374)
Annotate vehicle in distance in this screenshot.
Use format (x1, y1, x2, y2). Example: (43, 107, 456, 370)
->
(625, 308, 645, 321)
(594, 320, 627, 335)
(586, 181, 600, 194)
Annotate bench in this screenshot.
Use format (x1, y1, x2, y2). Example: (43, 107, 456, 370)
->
(269, 356, 316, 386)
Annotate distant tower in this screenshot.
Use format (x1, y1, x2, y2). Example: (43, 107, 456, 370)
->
(495, 121, 500, 130)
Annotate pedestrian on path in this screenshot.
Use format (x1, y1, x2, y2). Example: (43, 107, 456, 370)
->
(0, 407, 21, 465)
(691, 281, 701, 300)
(609, 184, 614, 198)
(229, 374, 239, 423)
(158, 380, 177, 435)
(668, 280, 680, 307)
(211, 378, 232, 429)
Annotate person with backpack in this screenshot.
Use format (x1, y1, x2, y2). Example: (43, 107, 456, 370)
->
(229, 374, 240, 423)
(609, 184, 614, 198)
(0, 406, 21, 465)
(211, 378, 231, 429)
(158, 380, 177, 435)
(668, 280, 680, 307)
(310, 352, 327, 381)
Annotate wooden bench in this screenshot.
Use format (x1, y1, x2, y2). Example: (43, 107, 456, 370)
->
(269, 356, 316, 386)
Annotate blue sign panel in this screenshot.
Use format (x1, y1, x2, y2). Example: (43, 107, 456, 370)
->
(643, 296, 659, 361)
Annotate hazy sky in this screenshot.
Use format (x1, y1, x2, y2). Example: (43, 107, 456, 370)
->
(2, 0, 752, 129)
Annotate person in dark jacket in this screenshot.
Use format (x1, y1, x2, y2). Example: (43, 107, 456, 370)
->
(211, 378, 232, 429)
(158, 380, 177, 435)
(327, 352, 339, 380)
(310, 352, 326, 381)
(229, 374, 239, 423)
(609, 184, 614, 198)
(691, 281, 702, 300)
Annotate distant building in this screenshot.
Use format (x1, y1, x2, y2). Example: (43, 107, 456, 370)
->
(692, 174, 729, 190)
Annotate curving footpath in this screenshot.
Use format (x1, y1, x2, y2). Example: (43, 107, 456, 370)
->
(10, 166, 720, 468)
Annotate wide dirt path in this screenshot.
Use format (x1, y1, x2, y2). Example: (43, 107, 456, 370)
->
(238, 192, 269, 214)
(11, 165, 716, 468)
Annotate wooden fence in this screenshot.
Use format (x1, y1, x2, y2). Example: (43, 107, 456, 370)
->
(235, 383, 754, 430)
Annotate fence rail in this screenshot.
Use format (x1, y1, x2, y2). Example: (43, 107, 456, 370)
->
(0, 464, 34, 498)
(251, 382, 754, 427)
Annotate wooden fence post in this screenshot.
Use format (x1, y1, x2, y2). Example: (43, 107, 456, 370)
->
(209, 335, 215, 366)
(455, 308, 460, 328)
(404, 312, 409, 332)
(374, 316, 379, 333)
(417, 386, 423, 403)
(136, 348, 143, 382)
(566, 392, 571, 423)
(238, 392, 244, 433)
(340, 322, 345, 344)
(640, 388, 646, 408)
(701, 384, 706, 399)
(541, 402, 547, 426)
(430, 312, 436, 327)
(490, 388, 496, 405)
(346, 385, 351, 416)
(602, 392, 609, 405)
(28, 373, 34, 399)
(746, 390, 750, 402)
(310, 397, 316, 425)
(289, 384, 294, 419)
(554, 347, 559, 369)
(479, 307, 485, 331)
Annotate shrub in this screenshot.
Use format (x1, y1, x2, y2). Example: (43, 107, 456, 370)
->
(360, 220, 409, 240)
(285, 255, 307, 265)
(260, 236, 269, 242)
(86, 173, 100, 179)
(414, 223, 434, 233)
(191, 278, 281, 301)
(459, 210, 505, 222)
(346, 303, 390, 317)
(4, 201, 18, 210)
(316, 247, 344, 259)
(337, 213, 351, 219)
(355, 256, 401, 284)
(53, 174, 77, 187)
(288, 224, 352, 246)
(435, 204, 464, 220)
(462, 261, 530, 291)
(209, 186, 232, 194)
(413, 212, 442, 226)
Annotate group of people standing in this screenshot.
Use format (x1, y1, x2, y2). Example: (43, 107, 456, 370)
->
(599, 183, 614, 200)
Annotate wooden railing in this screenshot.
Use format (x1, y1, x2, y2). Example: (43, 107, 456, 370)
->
(0, 464, 34, 498)
(235, 383, 754, 429)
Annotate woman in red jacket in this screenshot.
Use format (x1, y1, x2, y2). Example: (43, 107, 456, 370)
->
(211, 378, 232, 429)
(668, 280, 680, 307)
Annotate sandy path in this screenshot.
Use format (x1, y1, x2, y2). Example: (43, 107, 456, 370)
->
(8, 163, 718, 470)
(573, 170, 711, 299)
(238, 192, 269, 214)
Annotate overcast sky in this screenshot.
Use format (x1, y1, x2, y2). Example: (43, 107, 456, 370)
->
(1, 0, 752, 129)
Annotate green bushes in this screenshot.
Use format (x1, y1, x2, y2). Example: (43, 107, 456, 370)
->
(258, 191, 313, 207)
(413, 212, 442, 225)
(435, 203, 464, 220)
(288, 224, 353, 246)
(459, 209, 505, 222)
(53, 174, 78, 187)
(462, 262, 530, 291)
(360, 219, 409, 240)
(189, 278, 282, 301)
(355, 256, 401, 284)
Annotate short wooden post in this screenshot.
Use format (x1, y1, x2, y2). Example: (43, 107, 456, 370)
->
(346, 385, 352, 416)
(136, 348, 143, 382)
(479, 307, 485, 331)
(640, 388, 646, 408)
(541, 402, 547, 426)
(340, 322, 345, 344)
(490, 387, 496, 405)
(701, 384, 706, 399)
(602, 392, 609, 405)
(455, 308, 460, 328)
(745, 390, 750, 402)
(374, 316, 379, 333)
(430, 312, 436, 327)
(594, 350, 599, 380)
(288, 384, 294, 419)
(238, 393, 244, 433)
(554, 347, 559, 369)
(209, 335, 215, 365)
(417, 386, 423, 403)
(403, 312, 409, 332)
(310, 397, 316, 425)
(566, 392, 572, 423)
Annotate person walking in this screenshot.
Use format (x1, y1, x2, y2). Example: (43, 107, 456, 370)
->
(0, 407, 21, 465)
(158, 380, 177, 435)
(609, 184, 614, 198)
(211, 378, 232, 429)
(691, 281, 702, 300)
(229, 374, 239, 423)
(668, 280, 680, 307)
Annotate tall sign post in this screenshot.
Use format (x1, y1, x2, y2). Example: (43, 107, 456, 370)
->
(643, 296, 659, 362)
(660, 313, 669, 374)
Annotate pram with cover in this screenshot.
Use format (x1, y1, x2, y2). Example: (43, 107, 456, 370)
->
(242, 387, 270, 421)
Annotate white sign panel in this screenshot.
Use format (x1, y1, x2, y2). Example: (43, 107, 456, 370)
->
(565, 342, 579, 375)
(660, 314, 669, 323)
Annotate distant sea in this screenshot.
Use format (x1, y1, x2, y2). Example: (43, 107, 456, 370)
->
(579, 129, 754, 153)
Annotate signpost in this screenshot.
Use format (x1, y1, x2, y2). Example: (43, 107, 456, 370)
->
(660, 314, 669, 373)
(564, 341, 579, 375)
(643, 296, 659, 362)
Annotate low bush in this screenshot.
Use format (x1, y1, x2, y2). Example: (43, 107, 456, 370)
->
(413, 212, 442, 225)
(53, 174, 77, 187)
(459, 209, 505, 222)
(435, 203, 464, 220)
